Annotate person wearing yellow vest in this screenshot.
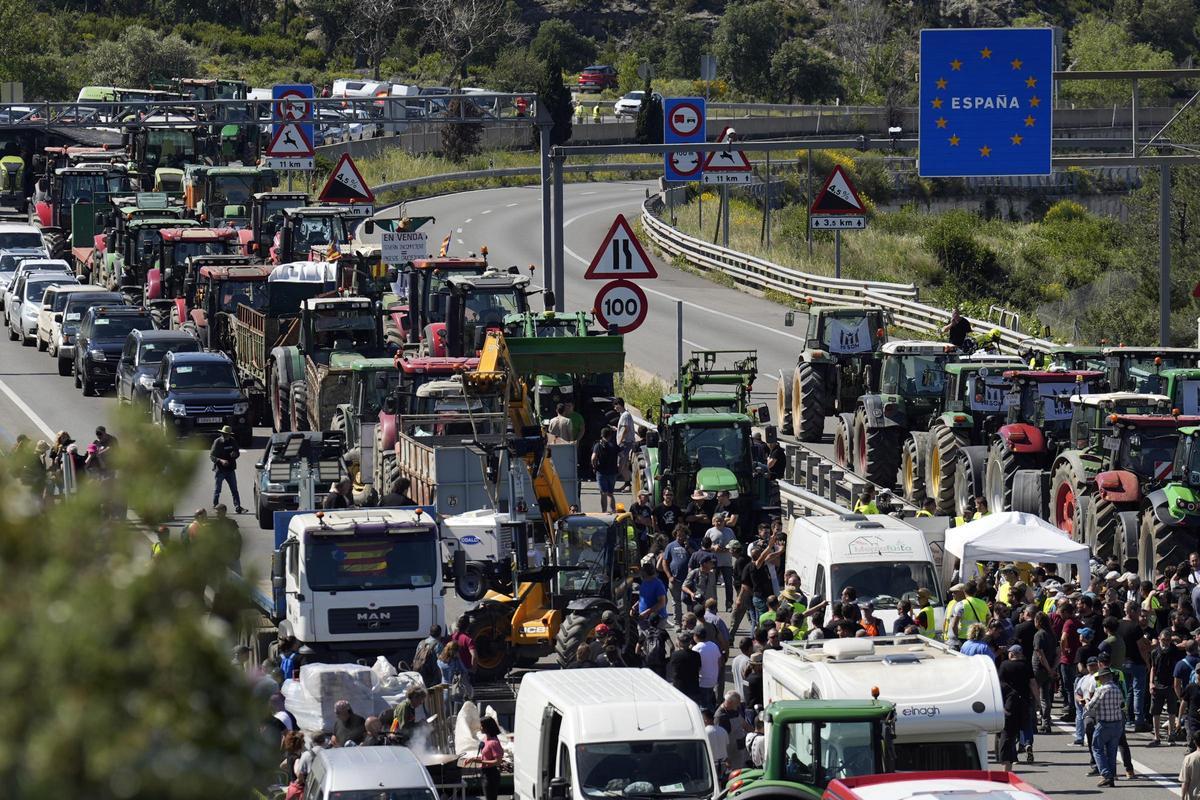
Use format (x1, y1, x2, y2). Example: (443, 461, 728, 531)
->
(973, 496, 990, 519)
(915, 497, 936, 518)
(945, 581, 988, 646)
(996, 565, 1019, 607)
(853, 485, 879, 515)
(915, 588, 938, 638)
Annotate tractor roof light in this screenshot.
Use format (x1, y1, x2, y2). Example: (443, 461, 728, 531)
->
(1109, 414, 1119, 423)
(1174, 408, 1183, 417)
(1156, 356, 1164, 366)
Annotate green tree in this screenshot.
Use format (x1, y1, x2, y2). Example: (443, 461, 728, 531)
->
(1060, 14, 1174, 105)
(441, 98, 483, 162)
(661, 16, 708, 79)
(530, 19, 596, 73)
(0, 410, 271, 797)
(85, 25, 199, 87)
(713, 0, 783, 99)
(634, 75, 663, 144)
(1118, 0, 1196, 59)
(535, 58, 573, 147)
(305, 0, 356, 55)
(488, 48, 544, 92)
(769, 40, 842, 103)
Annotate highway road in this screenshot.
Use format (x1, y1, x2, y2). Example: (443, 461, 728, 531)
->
(0, 179, 1186, 794)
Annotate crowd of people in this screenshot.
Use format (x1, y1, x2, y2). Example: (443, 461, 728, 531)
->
(7, 425, 118, 500)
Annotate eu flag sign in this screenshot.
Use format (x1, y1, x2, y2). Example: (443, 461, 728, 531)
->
(919, 28, 1053, 177)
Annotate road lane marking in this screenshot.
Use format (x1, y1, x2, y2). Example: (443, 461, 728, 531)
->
(456, 227, 463, 233)
(581, 191, 597, 195)
(0, 377, 55, 438)
(506, 203, 519, 207)
(682, 338, 706, 349)
(481, 210, 492, 214)
(759, 373, 779, 382)
(464, 218, 473, 224)
(456, 239, 464, 245)
(1051, 720, 1180, 795)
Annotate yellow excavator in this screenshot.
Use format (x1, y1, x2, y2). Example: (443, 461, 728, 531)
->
(457, 326, 633, 677)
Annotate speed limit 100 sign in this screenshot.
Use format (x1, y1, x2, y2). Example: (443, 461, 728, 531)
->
(593, 279, 648, 334)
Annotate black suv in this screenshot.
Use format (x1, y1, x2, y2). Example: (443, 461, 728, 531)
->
(116, 328, 200, 407)
(150, 350, 253, 445)
(74, 306, 156, 396)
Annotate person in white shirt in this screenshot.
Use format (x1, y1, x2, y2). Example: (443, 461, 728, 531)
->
(692, 624, 722, 711)
(746, 717, 766, 768)
(704, 708, 729, 777)
(730, 637, 752, 701)
(614, 397, 635, 490)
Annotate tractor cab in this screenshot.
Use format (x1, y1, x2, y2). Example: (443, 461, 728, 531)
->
(876, 341, 957, 421)
(153, 227, 240, 290)
(549, 513, 637, 601)
(1104, 347, 1200, 393)
(183, 165, 277, 228)
(125, 116, 204, 179)
(1003, 370, 1105, 438)
(797, 305, 888, 356)
(99, 216, 197, 291)
(939, 362, 1016, 434)
(35, 163, 134, 241)
(1068, 393, 1173, 451)
(298, 297, 385, 361)
(1139, 368, 1200, 416)
(1025, 342, 1106, 371)
(249, 191, 309, 257)
(271, 206, 352, 264)
(401, 256, 490, 342)
(436, 271, 535, 357)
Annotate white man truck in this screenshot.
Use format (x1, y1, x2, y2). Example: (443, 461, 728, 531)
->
(763, 636, 1002, 770)
(246, 507, 444, 665)
(514, 669, 718, 800)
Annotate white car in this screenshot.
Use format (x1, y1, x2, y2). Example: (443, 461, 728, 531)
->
(8, 272, 76, 346)
(38, 283, 104, 352)
(2, 258, 71, 330)
(0, 222, 45, 252)
(614, 90, 662, 118)
(0, 247, 49, 310)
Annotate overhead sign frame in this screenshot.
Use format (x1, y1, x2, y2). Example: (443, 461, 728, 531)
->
(584, 214, 658, 280)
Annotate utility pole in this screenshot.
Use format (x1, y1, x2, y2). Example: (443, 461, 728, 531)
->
(536, 106, 553, 298)
(1161, 164, 1171, 346)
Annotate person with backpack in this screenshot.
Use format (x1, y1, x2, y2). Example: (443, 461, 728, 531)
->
(412, 624, 445, 688)
(639, 615, 672, 676)
(1180, 642, 1200, 750)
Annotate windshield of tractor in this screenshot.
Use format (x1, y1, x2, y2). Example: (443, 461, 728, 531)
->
(820, 313, 875, 354)
(554, 518, 612, 594)
(170, 239, 235, 263)
(965, 373, 1012, 412)
(62, 172, 128, 203)
(1121, 429, 1180, 479)
(679, 423, 750, 469)
(134, 229, 162, 261)
(305, 530, 437, 591)
(312, 309, 376, 349)
(831, 560, 941, 608)
(783, 720, 881, 787)
(1123, 356, 1200, 392)
(464, 287, 525, 327)
(359, 370, 400, 415)
(214, 279, 266, 313)
(168, 361, 238, 390)
(531, 320, 580, 338)
(1020, 381, 1085, 422)
(294, 215, 350, 250)
(883, 355, 947, 396)
(209, 175, 263, 209)
(145, 130, 194, 166)
(575, 740, 712, 799)
(259, 200, 297, 238)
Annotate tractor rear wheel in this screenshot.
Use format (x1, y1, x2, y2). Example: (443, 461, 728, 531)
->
(833, 413, 854, 470)
(465, 603, 515, 682)
(928, 424, 968, 515)
(1089, 497, 1119, 561)
(793, 363, 825, 443)
(855, 411, 901, 488)
(984, 442, 1028, 513)
(288, 381, 309, 432)
(776, 371, 794, 437)
(1139, 510, 1194, 582)
(955, 445, 988, 518)
(1117, 511, 1141, 574)
(374, 424, 400, 498)
(555, 605, 608, 668)
(1074, 496, 1093, 548)
(268, 364, 290, 433)
(1012, 469, 1045, 517)
(901, 432, 929, 504)
(1050, 462, 1085, 534)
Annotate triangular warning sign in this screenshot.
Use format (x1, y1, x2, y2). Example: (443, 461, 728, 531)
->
(584, 214, 658, 280)
(810, 165, 865, 214)
(318, 153, 375, 204)
(265, 122, 314, 157)
(703, 147, 752, 172)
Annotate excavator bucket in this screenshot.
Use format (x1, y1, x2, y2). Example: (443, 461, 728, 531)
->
(505, 333, 625, 376)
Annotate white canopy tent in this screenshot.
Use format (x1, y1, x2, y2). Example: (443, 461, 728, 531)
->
(943, 511, 1091, 583)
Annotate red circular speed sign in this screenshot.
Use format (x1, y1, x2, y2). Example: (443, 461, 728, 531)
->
(593, 279, 649, 334)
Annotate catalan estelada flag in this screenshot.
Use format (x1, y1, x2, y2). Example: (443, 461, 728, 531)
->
(439, 232, 452, 257)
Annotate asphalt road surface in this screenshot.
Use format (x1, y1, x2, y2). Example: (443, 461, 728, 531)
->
(0, 179, 1186, 794)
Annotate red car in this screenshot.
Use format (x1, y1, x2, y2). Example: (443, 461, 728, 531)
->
(578, 65, 618, 92)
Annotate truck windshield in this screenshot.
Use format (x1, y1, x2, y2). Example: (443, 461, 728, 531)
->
(216, 279, 267, 312)
(169, 362, 237, 389)
(784, 720, 880, 787)
(680, 424, 749, 468)
(305, 530, 438, 591)
(830, 561, 940, 608)
(328, 790, 436, 800)
(172, 240, 234, 262)
(575, 740, 712, 798)
(1120, 429, 1179, 477)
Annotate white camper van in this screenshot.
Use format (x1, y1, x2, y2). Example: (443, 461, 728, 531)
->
(513, 669, 718, 800)
(786, 513, 944, 633)
(763, 636, 1003, 770)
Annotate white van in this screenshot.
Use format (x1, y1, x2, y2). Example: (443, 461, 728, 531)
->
(514, 669, 718, 800)
(764, 636, 1003, 770)
(786, 513, 944, 633)
(306, 745, 439, 800)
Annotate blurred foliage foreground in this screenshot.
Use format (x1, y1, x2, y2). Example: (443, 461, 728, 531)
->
(0, 407, 273, 798)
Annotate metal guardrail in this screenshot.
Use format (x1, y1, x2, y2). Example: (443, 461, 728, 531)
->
(640, 189, 1053, 354)
(373, 162, 662, 195)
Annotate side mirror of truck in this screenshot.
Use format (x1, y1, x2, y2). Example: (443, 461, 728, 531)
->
(364, 220, 375, 235)
(152, 379, 164, 389)
(542, 289, 555, 310)
(784, 311, 795, 327)
(452, 549, 466, 580)
(54, 312, 62, 323)
(548, 778, 570, 800)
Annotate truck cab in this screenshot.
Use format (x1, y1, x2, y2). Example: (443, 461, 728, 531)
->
(267, 508, 444, 663)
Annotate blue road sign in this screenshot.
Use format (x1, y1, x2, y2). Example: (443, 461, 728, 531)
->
(919, 28, 1053, 177)
(663, 97, 706, 181)
(271, 83, 315, 147)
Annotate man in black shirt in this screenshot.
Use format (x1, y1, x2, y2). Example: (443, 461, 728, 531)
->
(333, 700, 366, 746)
(943, 307, 972, 348)
(210, 425, 245, 513)
(1077, 595, 1102, 634)
(653, 488, 682, 535)
(1012, 604, 1037, 659)
(378, 476, 415, 506)
(668, 632, 701, 704)
(684, 490, 711, 544)
(997, 644, 1038, 762)
(766, 440, 786, 481)
(1118, 600, 1152, 730)
(591, 426, 620, 513)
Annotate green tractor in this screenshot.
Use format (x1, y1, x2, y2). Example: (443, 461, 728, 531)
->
(832, 341, 957, 491)
(0, 154, 25, 211)
(922, 359, 1022, 515)
(1104, 346, 1200, 393)
(1024, 342, 1106, 371)
(1051, 398, 1200, 575)
(1142, 367, 1200, 415)
(726, 700, 895, 800)
(668, 350, 768, 419)
(328, 359, 402, 503)
(778, 306, 888, 442)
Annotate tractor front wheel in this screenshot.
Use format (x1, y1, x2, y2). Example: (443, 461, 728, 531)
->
(1049, 462, 1084, 535)
(465, 603, 515, 682)
(928, 424, 968, 515)
(776, 371, 794, 437)
(855, 411, 901, 489)
(793, 363, 825, 443)
(901, 432, 929, 504)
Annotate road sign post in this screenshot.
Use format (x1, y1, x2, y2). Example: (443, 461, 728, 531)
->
(809, 164, 869, 279)
(918, 27, 1053, 177)
(663, 98, 706, 182)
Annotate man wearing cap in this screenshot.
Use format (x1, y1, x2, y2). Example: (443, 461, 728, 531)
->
(1086, 667, 1125, 786)
(660, 527, 693, 628)
(997, 566, 1019, 607)
(705, 512, 737, 612)
(209, 424, 245, 513)
(945, 582, 988, 648)
(684, 489, 711, 544)
(1151, 632, 1184, 746)
(1075, 655, 1100, 747)
(683, 554, 718, 606)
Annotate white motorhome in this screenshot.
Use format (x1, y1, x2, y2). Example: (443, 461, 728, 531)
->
(514, 669, 718, 800)
(763, 636, 1003, 770)
(786, 513, 944, 632)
